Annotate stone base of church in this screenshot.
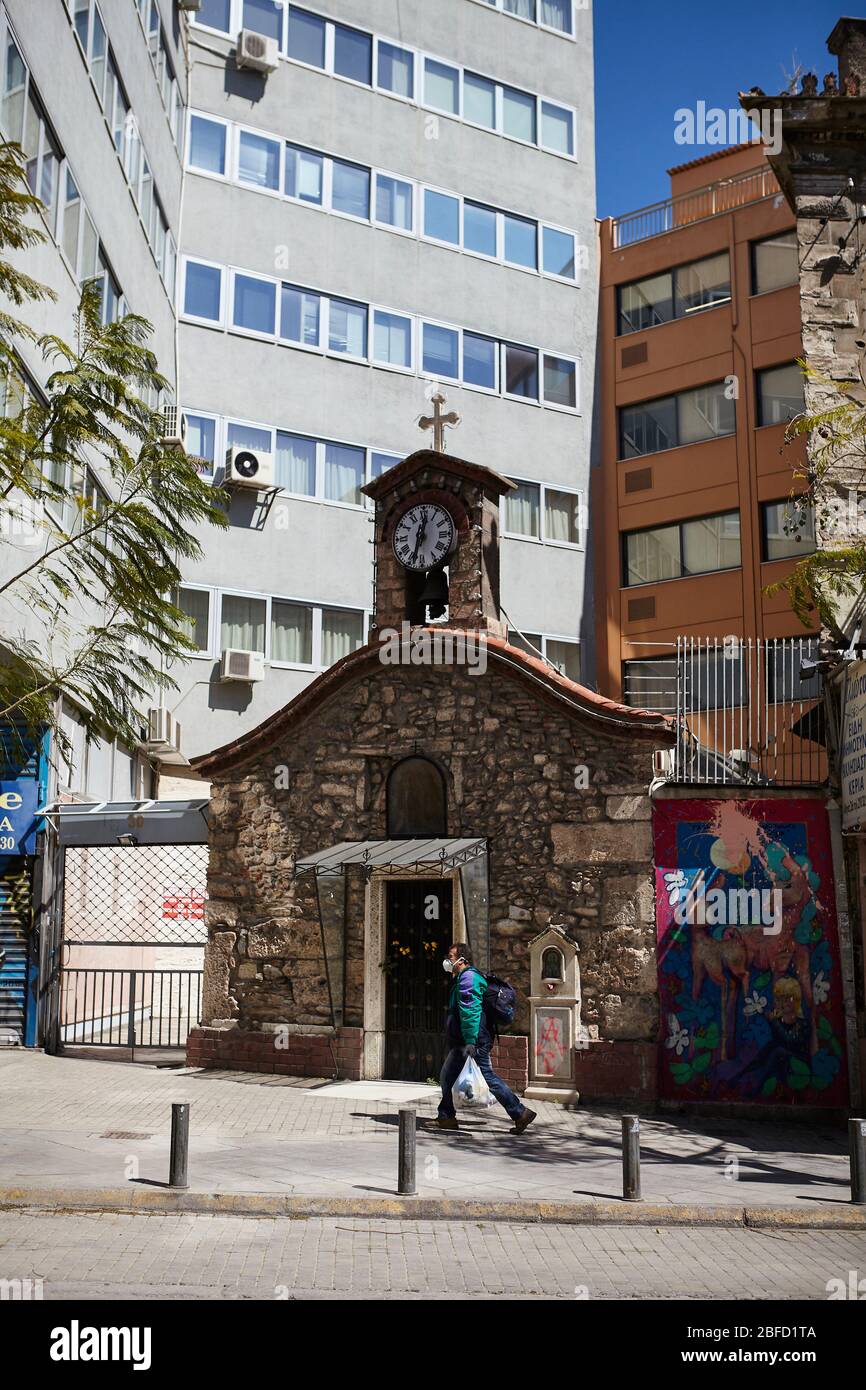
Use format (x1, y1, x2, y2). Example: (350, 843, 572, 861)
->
(186, 1026, 529, 1089)
(573, 1041, 657, 1103)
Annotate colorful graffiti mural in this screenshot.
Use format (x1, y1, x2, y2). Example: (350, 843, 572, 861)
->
(653, 798, 849, 1107)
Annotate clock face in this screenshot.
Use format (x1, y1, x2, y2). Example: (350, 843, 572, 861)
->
(392, 503, 456, 573)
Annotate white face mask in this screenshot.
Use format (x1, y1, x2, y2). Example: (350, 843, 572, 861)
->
(443, 958, 454, 974)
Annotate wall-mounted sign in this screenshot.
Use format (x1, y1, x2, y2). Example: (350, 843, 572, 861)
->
(0, 778, 39, 855)
(841, 661, 866, 831)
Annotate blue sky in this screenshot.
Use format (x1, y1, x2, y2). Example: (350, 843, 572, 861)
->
(594, 0, 848, 219)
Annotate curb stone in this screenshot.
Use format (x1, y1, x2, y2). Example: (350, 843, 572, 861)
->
(0, 1187, 864, 1228)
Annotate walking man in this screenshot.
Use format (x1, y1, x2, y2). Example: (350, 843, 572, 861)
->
(437, 943, 536, 1133)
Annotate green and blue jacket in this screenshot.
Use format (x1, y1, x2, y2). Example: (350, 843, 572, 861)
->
(446, 966, 487, 1046)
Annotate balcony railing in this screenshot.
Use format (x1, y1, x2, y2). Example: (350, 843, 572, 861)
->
(625, 637, 826, 787)
(611, 166, 780, 249)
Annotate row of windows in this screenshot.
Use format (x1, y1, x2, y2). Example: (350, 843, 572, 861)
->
(185, 408, 401, 501)
(175, 584, 367, 670)
(50, 4, 177, 294)
(470, 0, 578, 38)
(504, 480, 583, 547)
(619, 364, 805, 460)
(131, 0, 185, 150)
(181, 258, 580, 410)
(0, 19, 130, 322)
(193, 2, 577, 158)
(187, 110, 581, 283)
(623, 643, 819, 713)
(617, 235, 799, 338)
(622, 501, 816, 588)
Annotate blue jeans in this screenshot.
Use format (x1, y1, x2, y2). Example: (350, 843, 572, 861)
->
(438, 1025, 525, 1122)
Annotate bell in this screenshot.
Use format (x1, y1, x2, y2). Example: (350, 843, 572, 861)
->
(418, 568, 449, 619)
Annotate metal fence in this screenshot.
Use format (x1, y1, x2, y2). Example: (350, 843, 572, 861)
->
(611, 166, 779, 248)
(625, 637, 827, 786)
(59, 968, 203, 1048)
(62, 843, 208, 946)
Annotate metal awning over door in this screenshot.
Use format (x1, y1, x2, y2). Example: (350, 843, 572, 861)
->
(296, 837, 487, 876)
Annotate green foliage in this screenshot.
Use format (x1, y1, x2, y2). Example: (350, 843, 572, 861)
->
(764, 359, 866, 633)
(0, 141, 228, 756)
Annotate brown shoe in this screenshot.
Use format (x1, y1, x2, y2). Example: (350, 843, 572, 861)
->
(436, 1116, 459, 1130)
(513, 1107, 537, 1135)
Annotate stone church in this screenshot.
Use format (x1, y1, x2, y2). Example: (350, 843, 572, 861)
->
(187, 434, 672, 1099)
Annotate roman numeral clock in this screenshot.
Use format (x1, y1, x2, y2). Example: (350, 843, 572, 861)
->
(360, 396, 516, 636)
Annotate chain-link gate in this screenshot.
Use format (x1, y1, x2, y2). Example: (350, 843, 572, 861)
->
(59, 843, 208, 1054)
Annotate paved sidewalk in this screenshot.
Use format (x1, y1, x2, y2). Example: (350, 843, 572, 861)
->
(2, 1209, 865, 1299)
(0, 1051, 855, 1213)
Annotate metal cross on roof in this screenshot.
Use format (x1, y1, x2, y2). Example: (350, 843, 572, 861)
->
(419, 391, 461, 453)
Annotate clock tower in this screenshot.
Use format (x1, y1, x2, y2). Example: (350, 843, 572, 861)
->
(362, 400, 516, 638)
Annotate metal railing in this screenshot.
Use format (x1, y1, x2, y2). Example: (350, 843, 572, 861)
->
(60, 968, 203, 1048)
(626, 637, 826, 786)
(611, 166, 779, 248)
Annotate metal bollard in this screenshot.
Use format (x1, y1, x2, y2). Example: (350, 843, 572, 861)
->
(622, 1113, 641, 1202)
(398, 1107, 416, 1195)
(850, 1117, 866, 1205)
(169, 1102, 190, 1189)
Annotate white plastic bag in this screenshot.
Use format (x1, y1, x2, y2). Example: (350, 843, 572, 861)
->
(452, 1055, 494, 1110)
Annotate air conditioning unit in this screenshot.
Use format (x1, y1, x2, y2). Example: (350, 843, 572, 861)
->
(144, 707, 188, 765)
(225, 444, 275, 489)
(236, 29, 279, 73)
(160, 405, 187, 451)
(220, 648, 265, 683)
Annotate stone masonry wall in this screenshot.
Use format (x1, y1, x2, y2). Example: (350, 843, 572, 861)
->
(198, 657, 659, 1055)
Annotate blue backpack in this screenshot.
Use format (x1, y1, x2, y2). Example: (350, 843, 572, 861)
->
(483, 974, 516, 1032)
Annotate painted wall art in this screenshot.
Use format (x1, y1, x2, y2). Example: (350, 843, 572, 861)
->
(653, 798, 848, 1106)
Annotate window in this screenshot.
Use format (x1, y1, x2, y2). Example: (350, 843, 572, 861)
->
(623, 657, 678, 712)
(271, 600, 313, 665)
(504, 344, 538, 400)
(422, 322, 459, 379)
(275, 432, 316, 494)
(618, 253, 731, 335)
(463, 333, 496, 390)
(546, 639, 581, 681)
(175, 587, 210, 654)
(543, 355, 577, 408)
(322, 607, 364, 665)
(371, 452, 399, 479)
(757, 363, 805, 426)
(504, 214, 536, 269)
(753, 233, 799, 295)
(375, 173, 413, 230)
(541, 101, 573, 155)
(506, 482, 540, 538)
(232, 272, 276, 335)
(197, 0, 231, 30)
(545, 488, 581, 543)
(285, 144, 323, 204)
(762, 500, 816, 561)
(288, 6, 325, 66)
(424, 58, 460, 114)
(543, 226, 575, 279)
(464, 71, 495, 128)
(377, 40, 413, 98)
(387, 756, 446, 837)
(1, 31, 25, 142)
(238, 129, 281, 190)
(61, 172, 81, 269)
(244, 0, 283, 42)
(464, 202, 497, 257)
(504, 0, 535, 18)
(373, 310, 412, 369)
(185, 413, 217, 477)
(227, 420, 272, 454)
(328, 299, 367, 357)
(623, 512, 741, 586)
(183, 260, 223, 322)
(221, 594, 266, 653)
(423, 189, 459, 244)
(331, 159, 369, 218)
(324, 443, 364, 504)
(503, 86, 535, 143)
(280, 284, 321, 347)
(540, 0, 573, 33)
(619, 381, 735, 458)
(334, 23, 372, 84)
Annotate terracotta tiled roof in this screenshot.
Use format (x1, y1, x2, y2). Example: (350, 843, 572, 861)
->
(192, 631, 674, 777)
(666, 142, 763, 176)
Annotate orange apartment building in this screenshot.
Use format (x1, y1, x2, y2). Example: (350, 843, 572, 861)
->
(595, 143, 816, 721)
